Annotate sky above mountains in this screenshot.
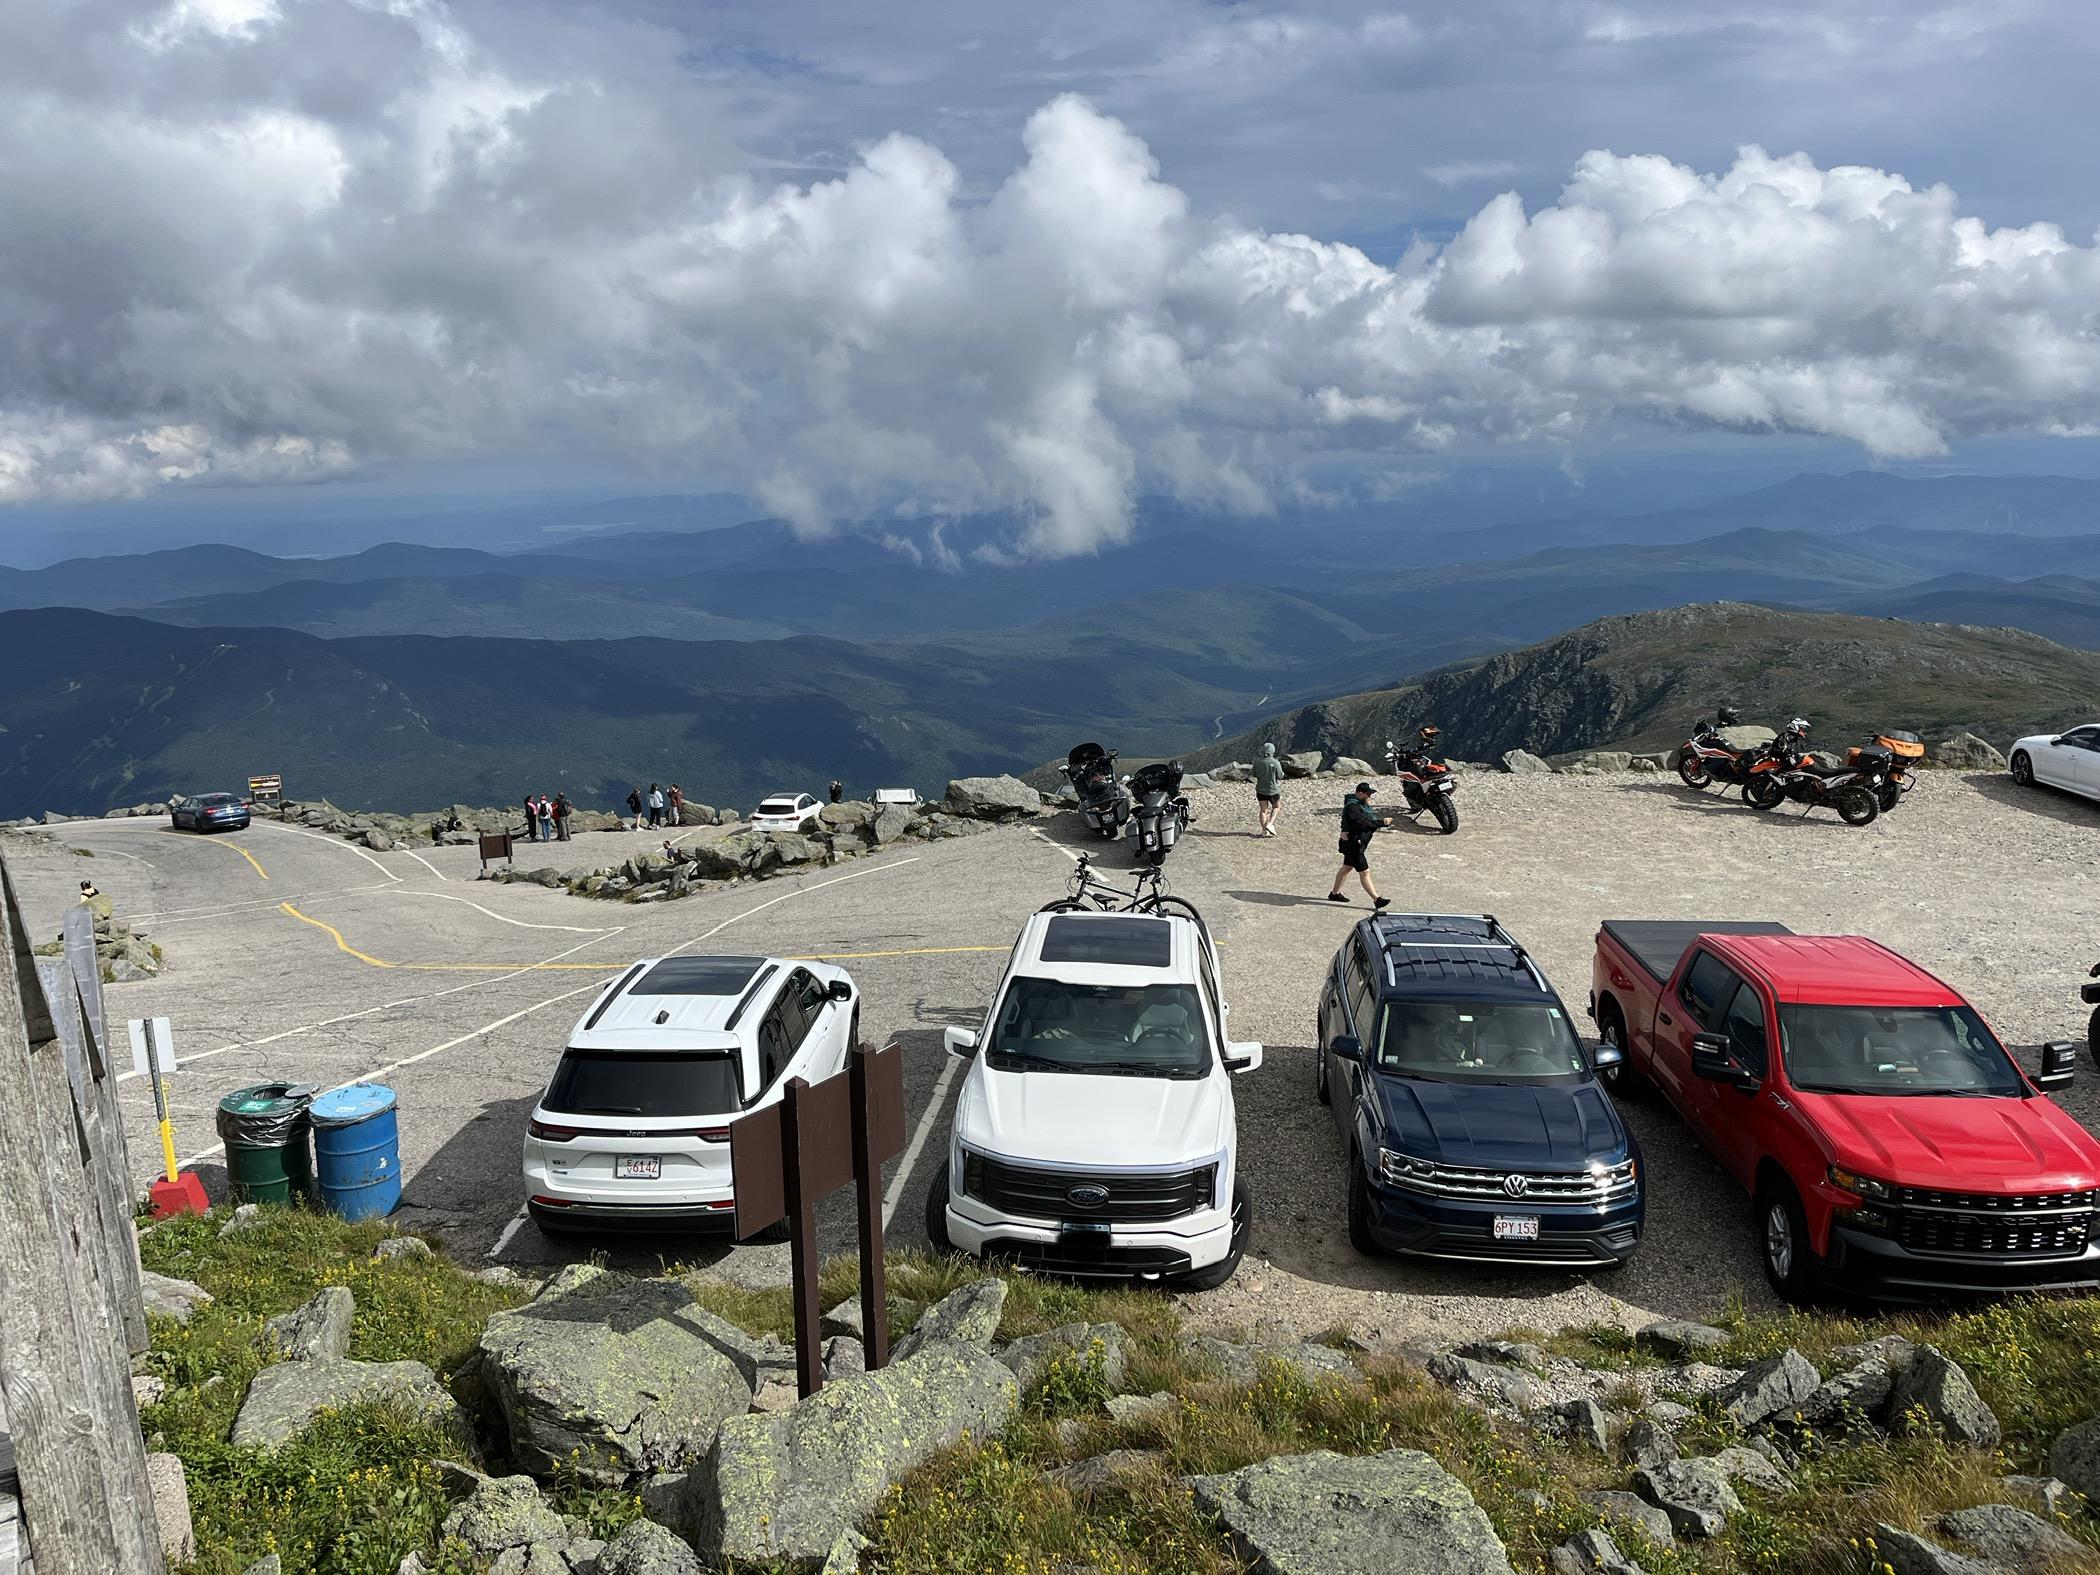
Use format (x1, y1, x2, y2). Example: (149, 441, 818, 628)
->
(6, 0, 2100, 557)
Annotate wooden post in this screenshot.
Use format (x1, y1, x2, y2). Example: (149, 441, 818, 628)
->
(0, 857, 164, 1575)
(849, 1047, 890, 1370)
(779, 1077, 824, 1399)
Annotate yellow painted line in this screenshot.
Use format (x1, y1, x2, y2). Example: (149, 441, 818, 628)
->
(280, 903, 392, 965)
(204, 838, 269, 880)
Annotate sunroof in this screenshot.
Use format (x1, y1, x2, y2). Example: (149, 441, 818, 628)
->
(1040, 916, 1172, 967)
(632, 956, 767, 996)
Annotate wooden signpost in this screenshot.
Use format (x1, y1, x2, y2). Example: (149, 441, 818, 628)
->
(731, 1043, 905, 1397)
(477, 832, 514, 875)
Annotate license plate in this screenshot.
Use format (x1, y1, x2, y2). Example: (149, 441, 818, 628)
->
(615, 1155, 662, 1180)
(1493, 1215, 1540, 1241)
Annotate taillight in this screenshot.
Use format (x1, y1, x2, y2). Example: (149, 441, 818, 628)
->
(529, 1119, 582, 1141)
(530, 1194, 572, 1208)
(695, 1127, 730, 1142)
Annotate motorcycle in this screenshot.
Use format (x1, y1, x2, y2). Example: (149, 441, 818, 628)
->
(1675, 707, 1762, 790)
(1061, 742, 1130, 840)
(1384, 725, 1460, 834)
(1125, 759, 1191, 866)
(1741, 718, 1888, 825)
(1845, 730, 1924, 813)
(2083, 963, 2100, 1059)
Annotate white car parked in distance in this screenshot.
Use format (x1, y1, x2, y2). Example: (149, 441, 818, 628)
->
(751, 792, 823, 831)
(930, 907, 1262, 1289)
(2010, 724, 2100, 804)
(524, 954, 857, 1235)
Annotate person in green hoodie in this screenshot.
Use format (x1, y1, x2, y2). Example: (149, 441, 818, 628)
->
(1252, 742, 1285, 836)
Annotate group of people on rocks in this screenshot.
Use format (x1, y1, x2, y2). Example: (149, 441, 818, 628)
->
(520, 792, 574, 842)
(624, 783, 684, 830)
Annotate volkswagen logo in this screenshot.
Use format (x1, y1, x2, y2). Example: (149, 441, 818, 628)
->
(1066, 1184, 1111, 1209)
(1500, 1174, 1530, 1199)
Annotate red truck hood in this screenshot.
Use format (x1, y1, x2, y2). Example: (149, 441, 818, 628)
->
(1797, 1091, 2100, 1191)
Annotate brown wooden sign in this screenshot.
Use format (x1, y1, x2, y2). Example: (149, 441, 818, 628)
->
(478, 832, 514, 873)
(731, 1043, 905, 1396)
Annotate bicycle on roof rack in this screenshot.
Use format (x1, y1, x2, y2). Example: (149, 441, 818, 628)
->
(1040, 852, 1206, 928)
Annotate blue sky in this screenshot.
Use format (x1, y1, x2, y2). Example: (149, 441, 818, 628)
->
(4, 0, 2099, 556)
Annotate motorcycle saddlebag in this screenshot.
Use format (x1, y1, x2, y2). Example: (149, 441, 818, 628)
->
(1156, 816, 1180, 850)
(1874, 731, 1926, 759)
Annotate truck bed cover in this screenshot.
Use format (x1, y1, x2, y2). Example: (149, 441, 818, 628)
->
(1601, 919, 1795, 984)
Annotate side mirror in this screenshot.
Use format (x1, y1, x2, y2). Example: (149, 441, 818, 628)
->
(1593, 1039, 1625, 1071)
(943, 1026, 979, 1059)
(1329, 1035, 1362, 1061)
(827, 979, 854, 1003)
(2037, 1039, 2078, 1092)
(1690, 1032, 1742, 1083)
(1224, 1041, 1264, 1074)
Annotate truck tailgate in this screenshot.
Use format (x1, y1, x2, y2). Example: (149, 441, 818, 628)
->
(1601, 919, 1794, 983)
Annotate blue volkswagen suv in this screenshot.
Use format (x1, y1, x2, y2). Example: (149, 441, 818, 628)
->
(1315, 912, 1643, 1269)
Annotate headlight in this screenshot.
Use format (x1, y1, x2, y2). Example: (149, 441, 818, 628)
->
(1377, 1147, 1435, 1186)
(1828, 1165, 1894, 1201)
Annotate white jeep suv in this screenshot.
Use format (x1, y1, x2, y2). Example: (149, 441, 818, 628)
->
(524, 954, 857, 1235)
(752, 793, 823, 832)
(929, 909, 1262, 1288)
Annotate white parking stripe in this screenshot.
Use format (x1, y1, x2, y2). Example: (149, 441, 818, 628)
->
(383, 888, 622, 934)
(256, 822, 404, 882)
(487, 1208, 529, 1260)
(1029, 827, 1083, 864)
(884, 1042, 960, 1226)
(400, 848, 449, 882)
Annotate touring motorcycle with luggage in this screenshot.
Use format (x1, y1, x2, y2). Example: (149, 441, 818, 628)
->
(1675, 707, 1765, 790)
(1741, 718, 1890, 825)
(1845, 730, 1924, 812)
(1061, 742, 1131, 840)
(1126, 759, 1192, 865)
(1383, 725, 1460, 834)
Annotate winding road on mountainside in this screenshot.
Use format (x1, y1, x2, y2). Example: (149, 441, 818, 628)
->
(10, 767, 2097, 1344)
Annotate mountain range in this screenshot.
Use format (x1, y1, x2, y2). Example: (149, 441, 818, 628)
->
(3, 470, 2098, 816)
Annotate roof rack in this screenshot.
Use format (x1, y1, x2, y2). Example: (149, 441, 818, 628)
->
(1370, 912, 1546, 993)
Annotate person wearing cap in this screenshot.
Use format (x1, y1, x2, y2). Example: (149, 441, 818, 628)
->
(1328, 780, 1394, 908)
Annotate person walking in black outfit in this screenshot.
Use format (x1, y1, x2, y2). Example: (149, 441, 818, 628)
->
(1328, 781, 1394, 907)
(625, 787, 643, 830)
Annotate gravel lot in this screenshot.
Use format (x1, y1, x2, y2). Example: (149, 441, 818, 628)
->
(9, 767, 2095, 1347)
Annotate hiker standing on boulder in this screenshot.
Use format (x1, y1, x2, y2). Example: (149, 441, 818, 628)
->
(625, 786, 644, 831)
(828, 779, 844, 804)
(668, 784, 684, 826)
(1327, 781, 1394, 909)
(1252, 743, 1285, 837)
(553, 793, 571, 842)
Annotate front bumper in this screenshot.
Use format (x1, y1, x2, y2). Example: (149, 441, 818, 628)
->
(1823, 1226, 2100, 1301)
(942, 1187, 1234, 1279)
(1359, 1174, 1643, 1268)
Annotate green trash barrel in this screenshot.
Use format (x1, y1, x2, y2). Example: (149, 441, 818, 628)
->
(215, 1083, 317, 1204)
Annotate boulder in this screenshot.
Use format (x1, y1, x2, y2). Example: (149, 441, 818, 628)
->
(1888, 1345, 1999, 1448)
(823, 1336, 866, 1382)
(1938, 1503, 2087, 1568)
(1576, 752, 1634, 774)
(1332, 757, 1379, 778)
(1931, 733, 2007, 771)
(869, 804, 915, 846)
(1105, 1391, 1176, 1428)
(678, 803, 717, 827)
(1281, 751, 1323, 779)
(1634, 1458, 1741, 1539)
(1872, 1525, 1995, 1575)
(1211, 762, 1253, 784)
(768, 832, 829, 867)
(440, 1474, 570, 1554)
(594, 1519, 705, 1575)
(942, 776, 1040, 820)
(1716, 724, 1776, 751)
(265, 1285, 354, 1363)
(1191, 1338, 1356, 1388)
(1500, 750, 1553, 774)
(1635, 1319, 1731, 1358)
(140, 1270, 212, 1324)
(1718, 1349, 1821, 1426)
(1710, 1446, 1791, 1495)
(1426, 1352, 1539, 1410)
(218, 1203, 263, 1237)
(230, 1358, 464, 1448)
(1544, 1397, 1612, 1454)
(362, 829, 399, 852)
(1186, 1448, 1516, 1575)
(1617, 1418, 1679, 1472)
(998, 1322, 1130, 1393)
(819, 802, 876, 837)
(146, 1451, 195, 1564)
(891, 1278, 1006, 1362)
(477, 1265, 759, 1483)
(1581, 1490, 1676, 1549)
(1798, 1358, 1896, 1429)
(1055, 1448, 1165, 1495)
(1453, 1339, 1547, 1369)
(374, 1235, 431, 1261)
(678, 1339, 1018, 1567)
(2049, 1417, 2100, 1504)
(2000, 1474, 2075, 1519)
(1549, 1529, 1643, 1575)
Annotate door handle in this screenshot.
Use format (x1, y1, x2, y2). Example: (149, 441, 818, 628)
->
(1658, 1011, 1673, 1026)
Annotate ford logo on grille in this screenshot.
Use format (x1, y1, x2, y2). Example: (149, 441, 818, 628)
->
(1500, 1174, 1530, 1198)
(1066, 1184, 1110, 1208)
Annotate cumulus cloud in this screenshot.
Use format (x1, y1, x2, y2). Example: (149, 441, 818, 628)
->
(4, 0, 2100, 553)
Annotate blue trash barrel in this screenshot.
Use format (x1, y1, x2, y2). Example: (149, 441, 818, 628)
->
(309, 1083, 402, 1221)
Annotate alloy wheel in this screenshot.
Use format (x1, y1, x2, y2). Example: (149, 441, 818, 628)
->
(1764, 1200, 1794, 1281)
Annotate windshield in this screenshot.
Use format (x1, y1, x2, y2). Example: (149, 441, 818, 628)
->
(1779, 1005, 2025, 1097)
(986, 976, 1210, 1079)
(1376, 1001, 1589, 1084)
(543, 1050, 742, 1116)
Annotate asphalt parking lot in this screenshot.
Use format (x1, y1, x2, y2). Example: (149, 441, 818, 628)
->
(10, 767, 2096, 1343)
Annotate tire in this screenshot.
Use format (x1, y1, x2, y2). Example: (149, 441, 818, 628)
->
(1757, 1177, 1820, 1304)
(1677, 754, 1712, 790)
(2011, 751, 2035, 787)
(1141, 896, 1205, 927)
(753, 1217, 793, 1245)
(1175, 1180, 1251, 1291)
(1876, 782, 1901, 813)
(1597, 1006, 1644, 1099)
(1430, 793, 1459, 834)
(923, 1166, 957, 1255)
(1744, 775, 1786, 810)
(1346, 1153, 1381, 1257)
(1039, 899, 1090, 913)
(1315, 1031, 1331, 1106)
(2088, 1003, 2099, 1062)
(1836, 786, 1880, 827)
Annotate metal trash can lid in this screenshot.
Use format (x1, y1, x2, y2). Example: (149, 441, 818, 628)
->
(219, 1082, 317, 1116)
(310, 1083, 397, 1128)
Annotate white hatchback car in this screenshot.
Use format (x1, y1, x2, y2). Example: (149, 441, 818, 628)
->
(524, 954, 857, 1235)
(2010, 725, 2100, 803)
(752, 793, 823, 832)
(929, 909, 1262, 1289)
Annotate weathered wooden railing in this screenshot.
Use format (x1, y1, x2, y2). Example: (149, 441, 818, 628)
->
(0, 856, 163, 1575)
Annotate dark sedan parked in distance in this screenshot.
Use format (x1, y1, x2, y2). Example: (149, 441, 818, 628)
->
(169, 792, 252, 832)
(1316, 911, 1644, 1269)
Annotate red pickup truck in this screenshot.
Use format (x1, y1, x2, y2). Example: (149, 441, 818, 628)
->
(1591, 919, 2095, 1302)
